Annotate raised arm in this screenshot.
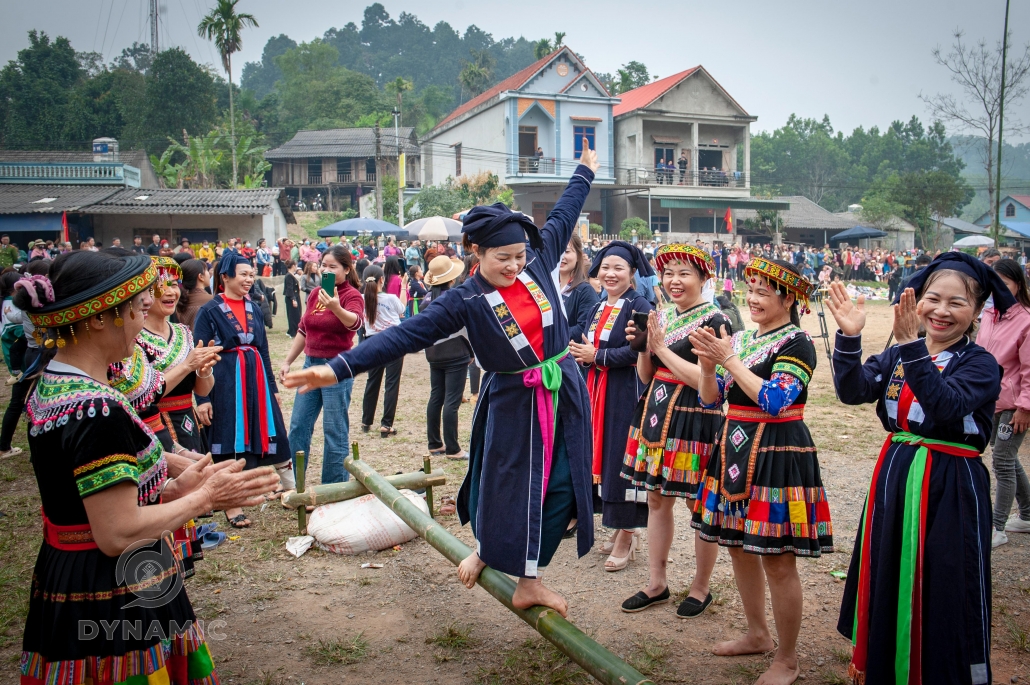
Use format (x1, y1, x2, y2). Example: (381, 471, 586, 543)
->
(538, 145, 599, 266)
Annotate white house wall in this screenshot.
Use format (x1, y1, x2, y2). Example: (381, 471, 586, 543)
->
(92, 213, 270, 247)
(423, 103, 506, 185)
(560, 99, 613, 179)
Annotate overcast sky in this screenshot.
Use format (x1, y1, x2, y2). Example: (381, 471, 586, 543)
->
(4, 0, 1028, 140)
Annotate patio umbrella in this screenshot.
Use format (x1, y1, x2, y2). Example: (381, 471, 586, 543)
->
(404, 216, 463, 241)
(317, 217, 401, 237)
(831, 225, 888, 241)
(952, 235, 996, 247)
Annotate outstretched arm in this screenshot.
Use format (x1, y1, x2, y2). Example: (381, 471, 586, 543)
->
(538, 142, 599, 266)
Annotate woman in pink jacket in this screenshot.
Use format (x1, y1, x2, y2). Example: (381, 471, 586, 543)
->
(978, 258, 1030, 548)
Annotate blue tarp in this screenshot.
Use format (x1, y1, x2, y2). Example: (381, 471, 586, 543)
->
(316, 217, 401, 237)
(0, 214, 63, 234)
(831, 225, 888, 241)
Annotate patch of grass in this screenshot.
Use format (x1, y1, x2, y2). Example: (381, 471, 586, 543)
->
(427, 622, 475, 650)
(726, 661, 767, 685)
(195, 559, 247, 585)
(819, 668, 850, 685)
(246, 668, 288, 685)
(306, 632, 370, 665)
(831, 645, 852, 665)
(1006, 618, 1030, 653)
(357, 576, 375, 587)
(627, 635, 672, 681)
(475, 638, 589, 685)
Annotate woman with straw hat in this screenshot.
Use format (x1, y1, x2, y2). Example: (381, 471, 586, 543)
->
(423, 255, 472, 459)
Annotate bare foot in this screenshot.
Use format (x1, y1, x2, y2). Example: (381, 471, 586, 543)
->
(754, 656, 800, 685)
(512, 578, 568, 617)
(457, 551, 486, 588)
(712, 633, 775, 656)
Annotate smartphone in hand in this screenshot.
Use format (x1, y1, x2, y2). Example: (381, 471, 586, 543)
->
(629, 311, 650, 351)
(320, 272, 336, 295)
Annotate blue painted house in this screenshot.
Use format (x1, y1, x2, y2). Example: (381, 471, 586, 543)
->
(974, 194, 1030, 240)
(421, 46, 617, 228)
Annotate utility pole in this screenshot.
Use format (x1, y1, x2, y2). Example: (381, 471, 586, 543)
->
(994, 0, 1011, 246)
(392, 107, 404, 229)
(374, 123, 384, 221)
(150, 0, 159, 54)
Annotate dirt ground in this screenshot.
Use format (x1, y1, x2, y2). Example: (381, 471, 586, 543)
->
(2, 296, 1029, 685)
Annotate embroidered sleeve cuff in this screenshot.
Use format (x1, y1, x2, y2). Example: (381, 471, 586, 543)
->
(75, 455, 139, 498)
(327, 353, 355, 381)
(898, 337, 930, 363)
(834, 332, 863, 355)
(698, 376, 725, 409)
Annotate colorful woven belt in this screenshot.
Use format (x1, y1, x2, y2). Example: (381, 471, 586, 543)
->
(143, 413, 165, 433)
(727, 403, 805, 423)
(157, 394, 194, 412)
(653, 368, 687, 385)
(42, 509, 97, 551)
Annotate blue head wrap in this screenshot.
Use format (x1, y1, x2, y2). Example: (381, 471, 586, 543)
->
(218, 250, 251, 277)
(588, 240, 655, 278)
(898, 251, 1016, 315)
(461, 203, 541, 250)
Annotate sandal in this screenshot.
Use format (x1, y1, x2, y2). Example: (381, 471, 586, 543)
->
(225, 513, 251, 529)
(604, 532, 639, 572)
(380, 426, 397, 438)
(361, 424, 370, 433)
(439, 496, 456, 516)
(0, 447, 23, 460)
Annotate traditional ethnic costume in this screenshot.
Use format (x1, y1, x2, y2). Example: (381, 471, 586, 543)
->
(139, 258, 210, 454)
(326, 166, 598, 577)
(583, 241, 653, 529)
(193, 252, 289, 470)
(692, 258, 833, 557)
(834, 252, 1008, 685)
(20, 256, 219, 685)
(622, 244, 730, 499)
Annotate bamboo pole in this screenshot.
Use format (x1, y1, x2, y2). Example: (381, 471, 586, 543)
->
(344, 449, 653, 685)
(282, 469, 447, 509)
(295, 450, 307, 534)
(422, 455, 434, 518)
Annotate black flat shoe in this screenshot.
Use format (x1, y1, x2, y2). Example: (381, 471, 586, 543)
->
(676, 592, 713, 618)
(562, 521, 578, 539)
(621, 587, 670, 613)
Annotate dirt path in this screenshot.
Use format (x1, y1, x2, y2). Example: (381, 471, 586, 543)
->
(2, 298, 1028, 684)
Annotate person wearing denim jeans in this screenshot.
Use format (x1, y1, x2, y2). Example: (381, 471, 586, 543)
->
(977, 257, 1030, 547)
(289, 356, 354, 482)
(279, 245, 366, 486)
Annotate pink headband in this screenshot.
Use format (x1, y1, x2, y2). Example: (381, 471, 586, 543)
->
(14, 275, 55, 309)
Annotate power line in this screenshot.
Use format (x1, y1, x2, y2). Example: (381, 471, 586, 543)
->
(92, 0, 106, 53)
(98, 0, 117, 58)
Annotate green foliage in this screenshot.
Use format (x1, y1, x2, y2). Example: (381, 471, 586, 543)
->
(197, 0, 258, 75)
(0, 31, 82, 148)
(407, 172, 514, 221)
(607, 61, 651, 94)
(620, 216, 648, 239)
(145, 48, 218, 153)
(589, 222, 604, 235)
(741, 207, 783, 236)
(863, 170, 972, 252)
(240, 34, 295, 100)
(381, 173, 400, 224)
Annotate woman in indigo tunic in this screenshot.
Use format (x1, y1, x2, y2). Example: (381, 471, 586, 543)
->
(619, 244, 730, 617)
(569, 241, 652, 573)
(17, 251, 277, 685)
(827, 252, 1008, 685)
(286, 147, 601, 616)
(194, 252, 291, 528)
(689, 257, 833, 685)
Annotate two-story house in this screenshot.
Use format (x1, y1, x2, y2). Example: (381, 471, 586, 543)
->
(974, 195, 1030, 245)
(421, 46, 618, 228)
(611, 66, 786, 238)
(265, 127, 421, 211)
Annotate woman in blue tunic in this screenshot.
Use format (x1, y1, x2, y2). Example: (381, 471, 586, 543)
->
(194, 252, 292, 528)
(286, 146, 601, 617)
(826, 252, 1008, 685)
(569, 241, 652, 572)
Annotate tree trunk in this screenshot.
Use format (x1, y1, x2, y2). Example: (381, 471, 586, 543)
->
(229, 53, 238, 190)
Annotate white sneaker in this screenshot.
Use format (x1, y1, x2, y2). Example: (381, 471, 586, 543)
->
(1005, 516, 1030, 533)
(992, 529, 1009, 548)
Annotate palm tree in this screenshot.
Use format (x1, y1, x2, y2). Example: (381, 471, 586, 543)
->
(385, 77, 414, 119)
(198, 0, 258, 189)
(533, 38, 553, 60)
(553, 32, 566, 48)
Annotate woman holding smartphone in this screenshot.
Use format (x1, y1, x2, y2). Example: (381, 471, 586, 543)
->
(280, 245, 364, 484)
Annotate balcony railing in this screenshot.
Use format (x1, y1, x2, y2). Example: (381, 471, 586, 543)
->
(365, 171, 376, 183)
(619, 167, 748, 189)
(0, 161, 141, 187)
(308, 173, 323, 185)
(336, 170, 352, 183)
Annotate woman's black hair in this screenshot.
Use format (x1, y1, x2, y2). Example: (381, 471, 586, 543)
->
(173, 251, 192, 265)
(177, 259, 207, 314)
(362, 264, 384, 326)
(565, 233, 589, 290)
(383, 256, 403, 282)
(355, 258, 370, 280)
(24, 259, 51, 277)
(102, 247, 134, 257)
(321, 244, 361, 289)
(429, 278, 453, 302)
(0, 271, 21, 298)
(993, 258, 1030, 309)
(407, 264, 421, 279)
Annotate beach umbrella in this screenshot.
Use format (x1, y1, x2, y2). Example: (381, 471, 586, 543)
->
(404, 216, 463, 241)
(316, 217, 401, 237)
(831, 225, 888, 241)
(952, 235, 996, 247)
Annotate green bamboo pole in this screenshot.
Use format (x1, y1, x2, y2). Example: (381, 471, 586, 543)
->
(422, 455, 435, 518)
(282, 469, 447, 508)
(344, 450, 653, 685)
(295, 450, 306, 534)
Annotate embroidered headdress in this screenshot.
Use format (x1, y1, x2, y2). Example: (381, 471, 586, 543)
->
(744, 257, 816, 315)
(654, 244, 714, 279)
(28, 255, 157, 329)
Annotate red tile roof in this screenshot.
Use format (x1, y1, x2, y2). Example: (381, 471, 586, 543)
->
(612, 66, 750, 118)
(1009, 195, 1030, 208)
(434, 47, 608, 131)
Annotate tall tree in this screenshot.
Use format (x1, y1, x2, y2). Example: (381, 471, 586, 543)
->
(240, 34, 295, 99)
(385, 76, 413, 116)
(0, 31, 82, 149)
(144, 48, 218, 153)
(533, 38, 553, 60)
(921, 30, 1030, 242)
(198, 0, 259, 188)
